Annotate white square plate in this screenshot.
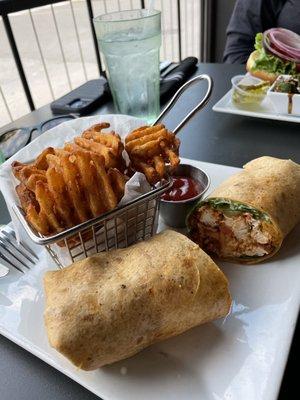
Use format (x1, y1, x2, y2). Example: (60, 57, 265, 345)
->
(0, 158, 299, 400)
(213, 89, 300, 123)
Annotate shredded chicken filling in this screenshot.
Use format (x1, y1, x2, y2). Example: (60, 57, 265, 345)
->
(191, 205, 275, 258)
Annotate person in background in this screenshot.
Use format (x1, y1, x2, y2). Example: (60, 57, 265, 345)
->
(223, 0, 300, 64)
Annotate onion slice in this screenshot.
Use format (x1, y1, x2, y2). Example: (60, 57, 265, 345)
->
(270, 28, 300, 59)
(263, 28, 300, 65)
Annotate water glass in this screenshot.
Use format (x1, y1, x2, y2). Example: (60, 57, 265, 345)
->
(94, 9, 161, 123)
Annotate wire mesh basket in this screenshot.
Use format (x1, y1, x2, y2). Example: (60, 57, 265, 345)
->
(13, 178, 171, 268)
(12, 74, 213, 268)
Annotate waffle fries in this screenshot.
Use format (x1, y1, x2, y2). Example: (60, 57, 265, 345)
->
(74, 123, 125, 171)
(12, 121, 180, 239)
(12, 126, 127, 238)
(125, 124, 180, 184)
(15, 151, 126, 236)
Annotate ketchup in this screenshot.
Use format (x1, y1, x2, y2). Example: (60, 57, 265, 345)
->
(161, 176, 202, 201)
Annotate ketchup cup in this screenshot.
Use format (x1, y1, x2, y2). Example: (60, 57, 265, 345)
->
(160, 164, 210, 228)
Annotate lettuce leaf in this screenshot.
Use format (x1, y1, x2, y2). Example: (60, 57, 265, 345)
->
(199, 198, 270, 221)
(251, 33, 297, 75)
(254, 32, 264, 51)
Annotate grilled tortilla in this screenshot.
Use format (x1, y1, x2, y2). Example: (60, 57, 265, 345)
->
(187, 156, 300, 264)
(44, 230, 231, 370)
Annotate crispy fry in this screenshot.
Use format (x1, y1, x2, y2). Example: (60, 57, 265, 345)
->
(153, 155, 165, 178)
(133, 159, 159, 184)
(26, 173, 48, 191)
(59, 152, 91, 223)
(46, 166, 74, 227)
(90, 153, 118, 210)
(82, 123, 110, 137)
(164, 148, 180, 170)
(125, 124, 163, 142)
(11, 161, 24, 169)
(74, 151, 106, 217)
(13, 165, 45, 183)
(81, 123, 124, 170)
(26, 204, 50, 236)
(83, 130, 123, 154)
(35, 181, 62, 232)
(64, 142, 85, 154)
(35, 147, 55, 170)
(12, 148, 54, 181)
(108, 168, 127, 202)
(46, 154, 61, 168)
(96, 133, 121, 151)
(54, 148, 71, 158)
(131, 138, 165, 158)
(20, 166, 46, 181)
(12, 162, 48, 195)
(16, 183, 39, 211)
(125, 127, 169, 152)
(125, 124, 180, 184)
(74, 137, 117, 168)
(74, 137, 106, 154)
(12, 161, 26, 180)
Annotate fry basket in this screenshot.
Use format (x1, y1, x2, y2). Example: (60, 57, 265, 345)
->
(12, 74, 213, 268)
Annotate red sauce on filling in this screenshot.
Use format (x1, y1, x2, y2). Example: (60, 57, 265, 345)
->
(161, 176, 202, 201)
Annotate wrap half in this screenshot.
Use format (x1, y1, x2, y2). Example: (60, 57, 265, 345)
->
(44, 230, 231, 370)
(187, 156, 300, 264)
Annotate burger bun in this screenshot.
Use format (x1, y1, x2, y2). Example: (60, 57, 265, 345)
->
(246, 51, 278, 83)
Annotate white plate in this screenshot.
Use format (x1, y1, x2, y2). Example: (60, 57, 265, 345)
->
(213, 89, 300, 123)
(1, 158, 299, 400)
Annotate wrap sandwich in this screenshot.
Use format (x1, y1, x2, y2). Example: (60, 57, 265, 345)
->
(187, 156, 300, 264)
(44, 230, 231, 370)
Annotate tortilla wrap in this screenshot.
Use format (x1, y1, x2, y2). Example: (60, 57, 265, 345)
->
(187, 156, 300, 264)
(44, 230, 231, 370)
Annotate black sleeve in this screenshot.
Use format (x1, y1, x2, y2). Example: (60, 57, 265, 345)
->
(223, 0, 283, 64)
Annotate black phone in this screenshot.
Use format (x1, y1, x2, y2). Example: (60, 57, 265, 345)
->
(50, 57, 197, 115)
(50, 78, 111, 115)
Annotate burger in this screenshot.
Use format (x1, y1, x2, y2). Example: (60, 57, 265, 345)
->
(246, 28, 300, 83)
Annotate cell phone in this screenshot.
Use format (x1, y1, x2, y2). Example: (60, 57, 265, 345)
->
(50, 78, 111, 115)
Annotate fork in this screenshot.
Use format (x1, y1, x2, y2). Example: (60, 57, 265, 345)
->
(0, 225, 39, 277)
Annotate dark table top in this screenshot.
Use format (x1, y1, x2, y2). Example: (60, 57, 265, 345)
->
(0, 63, 296, 399)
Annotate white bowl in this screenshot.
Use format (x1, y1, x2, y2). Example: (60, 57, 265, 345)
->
(267, 75, 300, 116)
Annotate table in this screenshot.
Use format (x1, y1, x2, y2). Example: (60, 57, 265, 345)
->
(0, 63, 297, 399)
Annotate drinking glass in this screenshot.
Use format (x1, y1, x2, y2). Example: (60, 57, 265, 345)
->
(94, 9, 161, 123)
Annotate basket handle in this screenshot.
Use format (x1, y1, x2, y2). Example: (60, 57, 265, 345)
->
(151, 74, 213, 135)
